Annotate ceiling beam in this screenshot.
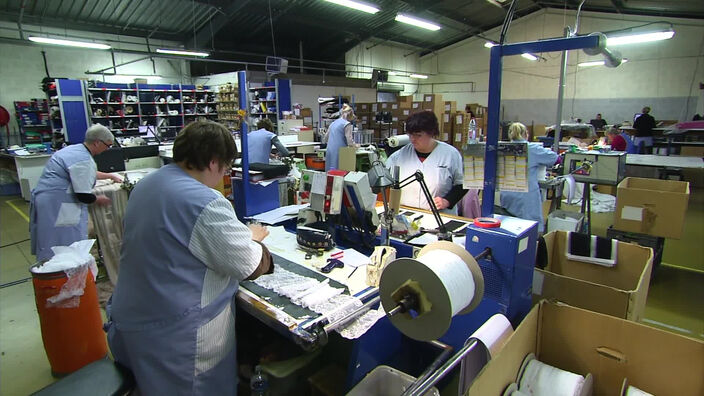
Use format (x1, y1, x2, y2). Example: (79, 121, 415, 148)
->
(186, 0, 254, 50)
(535, 1, 704, 19)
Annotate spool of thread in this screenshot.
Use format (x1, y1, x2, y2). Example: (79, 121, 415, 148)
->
(379, 241, 484, 341)
(518, 356, 586, 396)
(470, 314, 513, 358)
(388, 134, 410, 147)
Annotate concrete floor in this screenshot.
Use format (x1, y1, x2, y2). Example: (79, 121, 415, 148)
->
(1, 192, 702, 395)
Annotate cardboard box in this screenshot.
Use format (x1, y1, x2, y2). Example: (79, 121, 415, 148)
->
(379, 102, 390, 110)
(614, 177, 690, 239)
(390, 102, 400, 110)
(411, 102, 423, 112)
(371, 103, 379, 113)
(469, 301, 704, 396)
(534, 231, 653, 321)
(422, 94, 442, 103)
(453, 111, 469, 149)
(443, 101, 456, 114)
(398, 95, 413, 104)
(546, 210, 584, 233)
(357, 103, 370, 112)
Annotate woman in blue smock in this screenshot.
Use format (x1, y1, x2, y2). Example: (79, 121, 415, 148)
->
(323, 104, 357, 171)
(29, 124, 122, 261)
(247, 118, 291, 164)
(107, 121, 273, 395)
(500, 122, 558, 232)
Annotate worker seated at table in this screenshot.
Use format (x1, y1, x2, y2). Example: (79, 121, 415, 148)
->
(606, 127, 627, 151)
(248, 118, 291, 164)
(106, 121, 273, 395)
(385, 111, 467, 215)
(500, 122, 558, 233)
(323, 104, 357, 171)
(589, 113, 607, 131)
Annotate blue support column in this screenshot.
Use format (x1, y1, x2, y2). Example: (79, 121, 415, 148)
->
(480, 34, 602, 217)
(481, 46, 504, 217)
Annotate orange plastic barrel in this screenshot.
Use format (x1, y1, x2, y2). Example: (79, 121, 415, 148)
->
(30, 263, 107, 376)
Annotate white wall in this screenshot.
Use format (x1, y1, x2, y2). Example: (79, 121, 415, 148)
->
(0, 22, 189, 145)
(345, 9, 704, 125)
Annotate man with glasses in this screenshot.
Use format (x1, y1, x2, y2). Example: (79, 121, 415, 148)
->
(107, 121, 272, 394)
(30, 124, 123, 261)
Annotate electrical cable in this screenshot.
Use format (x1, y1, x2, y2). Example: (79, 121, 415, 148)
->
(0, 238, 30, 249)
(268, 0, 277, 57)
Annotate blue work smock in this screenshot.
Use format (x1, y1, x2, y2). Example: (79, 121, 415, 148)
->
(325, 118, 350, 171)
(248, 128, 275, 164)
(107, 163, 263, 395)
(29, 144, 97, 261)
(500, 141, 558, 232)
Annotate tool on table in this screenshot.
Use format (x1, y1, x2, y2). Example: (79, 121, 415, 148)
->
(298, 246, 325, 260)
(321, 258, 344, 273)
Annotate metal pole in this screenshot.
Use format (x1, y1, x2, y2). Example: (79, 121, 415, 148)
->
(402, 341, 453, 396)
(553, 27, 571, 153)
(408, 339, 480, 396)
(323, 295, 381, 334)
(238, 71, 250, 211)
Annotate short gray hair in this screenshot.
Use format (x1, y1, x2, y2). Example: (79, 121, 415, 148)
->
(84, 124, 115, 144)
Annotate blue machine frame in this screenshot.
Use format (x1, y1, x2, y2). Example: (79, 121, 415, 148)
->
(232, 71, 281, 218)
(482, 35, 601, 216)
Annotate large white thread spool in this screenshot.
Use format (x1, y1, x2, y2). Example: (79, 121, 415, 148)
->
(379, 241, 484, 341)
(387, 134, 410, 147)
(515, 353, 592, 396)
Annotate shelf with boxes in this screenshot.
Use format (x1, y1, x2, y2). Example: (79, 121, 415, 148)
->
(14, 99, 51, 144)
(248, 79, 291, 133)
(216, 82, 241, 131)
(86, 82, 216, 139)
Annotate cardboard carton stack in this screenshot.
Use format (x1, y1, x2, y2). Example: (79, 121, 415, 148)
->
(440, 101, 456, 144)
(453, 111, 470, 150)
(465, 103, 488, 139)
(355, 103, 372, 130)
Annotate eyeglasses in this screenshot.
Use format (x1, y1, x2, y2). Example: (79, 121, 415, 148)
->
(99, 140, 113, 149)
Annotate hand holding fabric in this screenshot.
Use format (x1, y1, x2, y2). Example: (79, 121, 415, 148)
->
(95, 195, 111, 207)
(248, 223, 269, 242)
(110, 174, 124, 183)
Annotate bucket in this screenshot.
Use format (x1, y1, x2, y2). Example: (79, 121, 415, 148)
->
(30, 262, 107, 376)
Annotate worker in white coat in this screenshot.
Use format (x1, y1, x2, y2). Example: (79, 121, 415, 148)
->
(500, 122, 558, 232)
(323, 104, 357, 171)
(247, 118, 291, 164)
(29, 124, 122, 261)
(385, 111, 466, 215)
(107, 121, 273, 395)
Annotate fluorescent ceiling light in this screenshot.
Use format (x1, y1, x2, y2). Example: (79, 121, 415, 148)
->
(606, 30, 674, 46)
(409, 74, 428, 79)
(323, 0, 379, 14)
(484, 41, 497, 48)
(521, 53, 538, 61)
(28, 36, 110, 50)
(395, 14, 441, 31)
(578, 58, 629, 67)
(156, 48, 209, 57)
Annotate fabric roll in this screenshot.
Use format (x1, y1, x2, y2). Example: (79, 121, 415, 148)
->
(89, 181, 129, 285)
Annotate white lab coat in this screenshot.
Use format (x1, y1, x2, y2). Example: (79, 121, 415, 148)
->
(385, 141, 463, 215)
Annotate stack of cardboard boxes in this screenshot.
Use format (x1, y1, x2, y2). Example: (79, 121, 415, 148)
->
(355, 95, 452, 141)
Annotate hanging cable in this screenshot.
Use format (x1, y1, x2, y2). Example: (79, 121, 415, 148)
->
(573, 0, 587, 36)
(499, 0, 519, 44)
(268, 0, 277, 57)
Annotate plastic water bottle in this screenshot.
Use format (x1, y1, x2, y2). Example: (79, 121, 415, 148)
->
(250, 365, 269, 396)
(469, 117, 477, 141)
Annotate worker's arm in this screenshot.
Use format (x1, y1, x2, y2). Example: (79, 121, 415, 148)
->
(69, 160, 109, 205)
(188, 195, 273, 281)
(271, 136, 291, 157)
(97, 171, 123, 183)
(321, 129, 330, 144)
(344, 124, 356, 146)
(439, 184, 467, 210)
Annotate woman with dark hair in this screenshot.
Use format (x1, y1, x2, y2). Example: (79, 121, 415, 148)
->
(385, 111, 465, 214)
(248, 118, 291, 164)
(107, 121, 273, 394)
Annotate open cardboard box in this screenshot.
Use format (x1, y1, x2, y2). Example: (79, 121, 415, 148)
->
(469, 301, 704, 396)
(534, 231, 652, 321)
(614, 177, 690, 239)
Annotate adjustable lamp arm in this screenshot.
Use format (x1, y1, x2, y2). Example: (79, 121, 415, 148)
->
(398, 170, 450, 240)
